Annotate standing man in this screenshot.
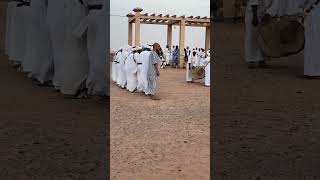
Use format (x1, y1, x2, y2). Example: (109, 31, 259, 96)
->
(245, 0, 269, 68)
(303, 0, 320, 78)
(145, 43, 161, 100)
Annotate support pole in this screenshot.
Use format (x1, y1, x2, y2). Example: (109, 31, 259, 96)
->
(133, 7, 143, 47)
(179, 18, 185, 68)
(205, 26, 210, 54)
(128, 22, 133, 46)
(167, 25, 172, 50)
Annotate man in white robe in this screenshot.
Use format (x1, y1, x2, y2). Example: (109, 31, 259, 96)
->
(118, 46, 131, 89)
(9, 0, 29, 66)
(112, 48, 122, 83)
(135, 47, 143, 91)
(125, 48, 139, 92)
(59, 0, 89, 97)
(46, 0, 66, 89)
(303, 0, 320, 78)
(165, 45, 170, 66)
(73, 0, 109, 96)
(186, 50, 193, 83)
(22, 0, 54, 85)
(245, 0, 287, 68)
(204, 50, 211, 87)
(137, 48, 151, 93)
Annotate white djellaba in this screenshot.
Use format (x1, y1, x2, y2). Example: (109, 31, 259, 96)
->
(23, 0, 54, 84)
(8, 0, 29, 65)
(303, 1, 320, 76)
(112, 48, 122, 83)
(137, 48, 151, 92)
(59, 0, 89, 95)
(118, 46, 131, 88)
(4, 1, 16, 57)
(125, 49, 138, 92)
(46, 0, 67, 89)
(73, 0, 109, 96)
(204, 50, 210, 87)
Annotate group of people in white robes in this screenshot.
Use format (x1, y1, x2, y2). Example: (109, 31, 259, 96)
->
(112, 44, 162, 100)
(186, 49, 211, 87)
(245, 0, 320, 78)
(5, 0, 108, 98)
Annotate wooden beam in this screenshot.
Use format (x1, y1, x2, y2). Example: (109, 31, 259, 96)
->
(158, 14, 162, 17)
(140, 16, 182, 21)
(164, 14, 169, 17)
(195, 16, 201, 18)
(187, 16, 193, 18)
(151, 13, 155, 16)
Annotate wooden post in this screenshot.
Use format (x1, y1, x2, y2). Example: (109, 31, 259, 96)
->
(128, 22, 133, 46)
(133, 7, 143, 47)
(167, 25, 172, 50)
(205, 26, 210, 54)
(179, 18, 185, 68)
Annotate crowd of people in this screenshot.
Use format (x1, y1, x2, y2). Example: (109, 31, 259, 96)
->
(111, 43, 210, 100)
(161, 45, 210, 69)
(4, 0, 108, 98)
(112, 43, 162, 100)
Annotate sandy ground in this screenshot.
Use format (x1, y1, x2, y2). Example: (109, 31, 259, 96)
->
(0, 54, 108, 179)
(212, 23, 320, 179)
(110, 67, 210, 180)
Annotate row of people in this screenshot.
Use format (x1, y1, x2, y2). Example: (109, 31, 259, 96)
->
(186, 50, 211, 87)
(5, 0, 108, 97)
(111, 44, 161, 100)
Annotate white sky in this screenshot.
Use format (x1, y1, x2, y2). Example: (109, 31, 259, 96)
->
(110, 0, 210, 51)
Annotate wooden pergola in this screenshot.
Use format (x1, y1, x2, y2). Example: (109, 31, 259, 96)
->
(127, 7, 210, 68)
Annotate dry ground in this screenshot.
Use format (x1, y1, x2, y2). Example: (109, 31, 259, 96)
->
(212, 22, 320, 179)
(0, 54, 108, 179)
(110, 68, 210, 180)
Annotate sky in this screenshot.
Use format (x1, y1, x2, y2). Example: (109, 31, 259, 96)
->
(110, 0, 210, 51)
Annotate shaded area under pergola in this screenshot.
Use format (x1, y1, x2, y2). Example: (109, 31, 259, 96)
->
(127, 7, 210, 68)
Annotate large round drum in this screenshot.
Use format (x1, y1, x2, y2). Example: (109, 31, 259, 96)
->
(257, 15, 305, 58)
(192, 66, 205, 80)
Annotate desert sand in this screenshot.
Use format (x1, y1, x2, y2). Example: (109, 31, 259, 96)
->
(0, 54, 108, 179)
(212, 22, 320, 179)
(111, 67, 210, 180)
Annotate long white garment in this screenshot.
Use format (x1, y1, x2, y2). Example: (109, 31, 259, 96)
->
(125, 53, 138, 92)
(165, 48, 170, 64)
(9, 1, 28, 64)
(137, 50, 150, 92)
(23, 0, 53, 83)
(304, 3, 320, 76)
(46, 0, 66, 88)
(244, 0, 269, 63)
(119, 50, 129, 88)
(136, 52, 143, 91)
(73, 0, 108, 96)
(195, 52, 200, 67)
(204, 57, 210, 86)
(186, 55, 193, 82)
(5, 1, 15, 56)
(116, 51, 123, 85)
(60, 0, 89, 95)
(112, 52, 120, 82)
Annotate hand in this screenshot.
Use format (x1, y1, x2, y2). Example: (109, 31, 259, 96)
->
(252, 15, 259, 26)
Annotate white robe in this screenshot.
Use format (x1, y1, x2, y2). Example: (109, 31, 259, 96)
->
(204, 57, 210, 86)
(304, 2, 320, 76)
(165, 48, 170, 64)
(119, 50, 129, 88)
(73, 0, 108, 96)
(136, 52, 143, 91)
(22, 0, 53, 83)
(9, 1, 29, 64)
(116, 51, 123, 86)
(5, 1, 15, 56)
(186, 55, 193, 82)
(125, 53, 138, 92)
(112, 52, 120, 82)
(137, 51, 150, 92)
(59, 0, 89, 95)
(46, 0, 66, 88)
